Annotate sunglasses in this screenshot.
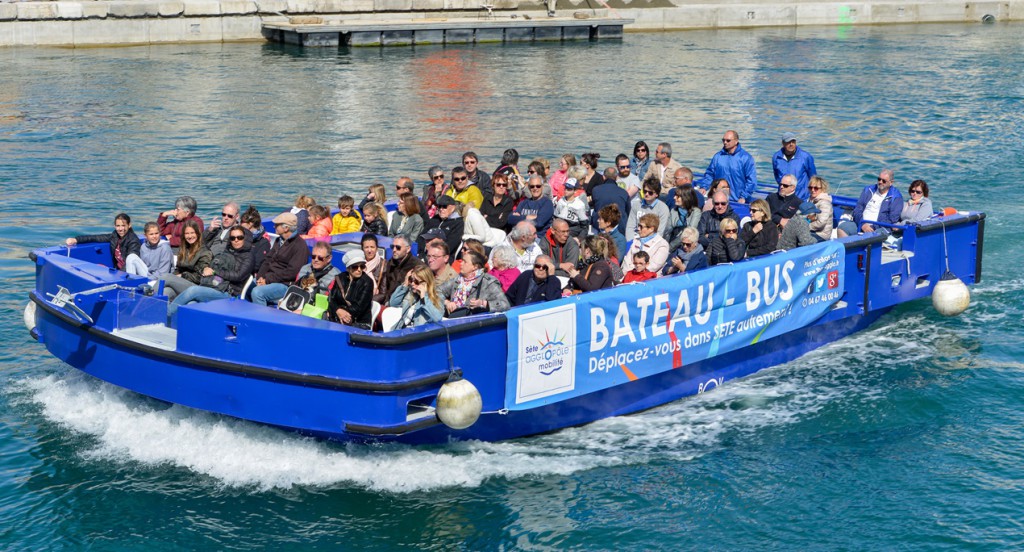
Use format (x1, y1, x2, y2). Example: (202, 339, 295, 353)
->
(644, 190, 658, 196)
(780, 183, 794, 188)
(751, 208, 764, 213)
(723, 229, 738, 235)
(529, 185, 543, 190)
(878, 178, 890, 183)
(453, 176, 468, 182)
(229, 235, 246, 241)
(350, 263, 366, 270)
(527, 170, 536, 174)
(311, 254, 330, 261)
(910, 189, 923, 194)
(534, 263, 548, 270)
(637, 148, 648, 152)
(222, 212, 235, 218)
(432, 174, 445, 180)
(494, 182, 508, 187)
(809, 186, 822, 190)
(409, 278, 422, 285)
(618, 165, 630, 170)
(682, 241, 696, 248)
(713, 201, 728, 206)
(393, 245, 404, 250)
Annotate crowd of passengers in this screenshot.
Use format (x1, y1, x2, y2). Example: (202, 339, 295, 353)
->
(66, 131, 940, 331)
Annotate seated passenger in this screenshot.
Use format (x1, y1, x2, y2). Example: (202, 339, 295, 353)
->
(424, 240, 458, 286)
(203, 201, 240, 255)
(778, 202, 819, 251)
(697, 190, 741, 248)
(625, 182, 670, 242)
(508, 175, 554, 233)
(359, 183, 387, 213)
(388, 265, 445, 329)
(480, 173, 515, 231)
(249, 241, 340, 307)
(597, 204, 627, 264)
(239, 206, 272, 274)
(291, 195, 315, 236)
(328, 250, 374, 329)
(900, 180, 934, 223)
(702, 179, 731, 212)
(361, 202, 389, 236)
(765, 174, 803, 229)
(445, 166, 484, 209)
(157, 195, 204, 251)
(621, 213, 670, 274)
(505, 255, 561, 306)
(451, 239, 488, 274)
(807, 176, 834, 242)
(708, 218, 746, 265)
(488, 245, 522, 293)
(596, 233, 625, 284)
(331, 195, 362, 235)
(161, 220, 212, 299)
(249, 213, 310, 305)
(567, 236, 615, 292)
(419, 195, 465, 258)
(302, 205, 333, 240)
(167, 226, 254, 320)
(557, 176, 589, 238)
(65, 213, 145, 276)
(439, 249, 511, 316)
(139, 221, 173, 278)
(389, 193, 424, 242)
(838, 169, 904, 237)
(663, 227, 709, 276)
(665, 184, 702, 250)
(623, 251, 658, 283)
(541, 218, 581, 278)
(740, 199, 779, 258)
(360, 233, 388, 300)
(460, 202, 504, 248)
(489, 221, 542, 272)
(378, 235, 424, 303)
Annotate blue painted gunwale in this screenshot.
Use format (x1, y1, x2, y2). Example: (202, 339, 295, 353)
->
(26, 208, 985, 444)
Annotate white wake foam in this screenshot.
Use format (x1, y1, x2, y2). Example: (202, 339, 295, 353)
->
(17, 326, 911, 493)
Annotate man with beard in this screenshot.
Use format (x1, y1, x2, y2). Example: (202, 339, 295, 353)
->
(378, 235, 424, 303)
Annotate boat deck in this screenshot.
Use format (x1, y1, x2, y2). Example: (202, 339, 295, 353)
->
(113, 324, 178, 351)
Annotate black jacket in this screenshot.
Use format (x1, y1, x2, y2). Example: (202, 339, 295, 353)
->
(328, 271, 374, 328)
(708, 236, 747, 265)
(505, 271, 563, 307)
(697, 208, 742, 248)
(419, 215, 465, 262)
(740, 221, 779, 258)
(589, 182, 631, 234)
(206, 239, 255, 296)
(766, 192, 803, 226)
(75, 230, 141, 271)
(480, 192, 514, 230)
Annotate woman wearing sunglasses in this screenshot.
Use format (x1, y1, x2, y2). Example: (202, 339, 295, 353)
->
(740, 199, 779, 258)
(708, 218, 747, 265)
(807, 176, 834, 241)
(900, 180, 934, 224)
(167, 226, 254, 321)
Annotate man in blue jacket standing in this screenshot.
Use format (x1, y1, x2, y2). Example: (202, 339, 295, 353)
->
(771, 132, 817, 200)
(839, 169, 904, 236)
(696, 130, 758, 204)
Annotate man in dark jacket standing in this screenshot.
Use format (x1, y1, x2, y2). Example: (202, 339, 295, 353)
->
(505, 255, 562, 307)
(250, 212, 310, 305)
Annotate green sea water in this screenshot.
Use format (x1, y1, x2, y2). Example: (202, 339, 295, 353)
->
(1, 22, 1022, 550)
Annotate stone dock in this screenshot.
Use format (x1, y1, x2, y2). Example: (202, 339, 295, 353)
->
(0, 0, 1021, 48)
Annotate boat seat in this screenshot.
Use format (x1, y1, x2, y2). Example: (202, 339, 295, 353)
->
(380, 306, 403, 332)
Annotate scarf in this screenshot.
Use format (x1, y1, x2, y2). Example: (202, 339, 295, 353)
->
(679, 243, 705, 264)
(452, 269, 482, 307)
(576, 254, 602, 271)
(638, 233, 658, 245)
(365, 252, 384, 293)
(112, 233, 126, 270)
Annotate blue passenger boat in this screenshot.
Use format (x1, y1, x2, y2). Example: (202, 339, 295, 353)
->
(24, 198, 985, 444)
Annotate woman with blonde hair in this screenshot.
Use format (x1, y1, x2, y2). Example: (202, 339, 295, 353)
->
(360, 183, 387, 212)
(708, 218, 746, 265)
(548, 154, 576, 198)
(740, 199, 778, 257)
(388, 265, 444, 329)
(389, 194, 424, 242)
(808, 175, 834, 241)
(292, 194, 315, 235)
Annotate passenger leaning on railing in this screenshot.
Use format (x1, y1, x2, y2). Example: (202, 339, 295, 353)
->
(388, 265, 444, 329)
(65, 213, 145, 276)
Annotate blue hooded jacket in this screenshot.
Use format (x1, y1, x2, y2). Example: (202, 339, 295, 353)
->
(697, 144, 758, 202)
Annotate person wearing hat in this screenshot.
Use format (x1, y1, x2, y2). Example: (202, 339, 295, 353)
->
(328, 250, 374, 329)
(552, 175, 590, 239)
(778, 201, 820, 251)
(772, 132, 818, 201)
(249, 211, 311, 306)
(419, 194, 464, 262)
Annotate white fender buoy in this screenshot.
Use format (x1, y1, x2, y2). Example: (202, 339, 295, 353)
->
(932, 271, 970, 317)
(24, 301, 37, 333)
(436, 375, 482, 430)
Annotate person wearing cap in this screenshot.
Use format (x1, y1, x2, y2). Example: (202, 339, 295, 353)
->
(552, 173, 590, 239)
(328, 250, 374, 329)
(766, 174, 805, 229)
(419, 194, 464, 261)
(772, 132, 818, 201)
(696, 130, 758, 204)
(508, 175, 555, 233)
(249, 211, 311, 306)
(249, 240, 339, 308)
(778, 201, 820, 251)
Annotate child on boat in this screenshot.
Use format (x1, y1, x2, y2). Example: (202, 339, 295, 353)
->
(332, 195, 363, 235)
(65, 213, 147, 276)
(623, 251, 658, 283)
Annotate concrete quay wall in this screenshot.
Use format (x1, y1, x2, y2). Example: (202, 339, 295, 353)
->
(0, 0, 1020, 47)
